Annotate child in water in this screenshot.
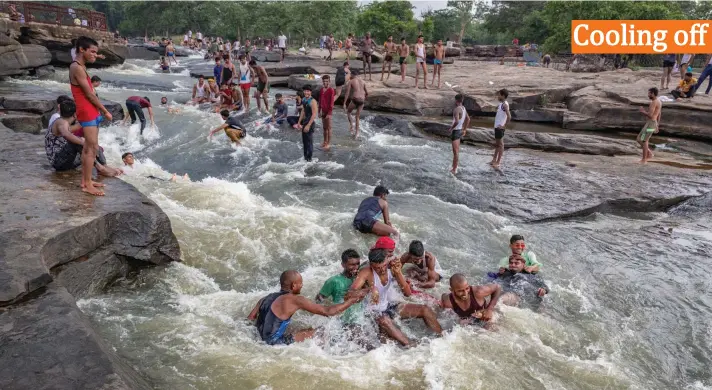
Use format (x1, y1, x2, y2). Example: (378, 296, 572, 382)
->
(159, 56, 170, 72)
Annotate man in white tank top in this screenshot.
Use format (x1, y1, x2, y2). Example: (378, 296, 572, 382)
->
(491, 88, 511, 168)
(414, 35, 428, 89)
(448, 94, 470, 174)
(349, 247, 443, 347)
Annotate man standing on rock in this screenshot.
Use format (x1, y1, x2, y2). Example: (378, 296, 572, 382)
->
(381, 35, 397, 82)
(637, 87, 661, 164)
(249, 59, 270, 114)
(278, 31, 287, 63)
(319, 75, 335, 151)
(238, 55, 253, 112)
(296, 85, 319, 162)
(165, 40, 178, 65)
(432, 39, 445, 89)
(345, 33, 353, 61)
(326, 33, 335, 61)
(70, 36, 113, 196)
(449, 94, 470, 174)
(414, 35, 427, 89)
(398, 38, 409, 83)
(490, 88, 510, 168)
(344, 69, 368, 139)
(360, 32, 376, 81)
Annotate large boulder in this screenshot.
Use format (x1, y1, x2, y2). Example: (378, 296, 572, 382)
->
(0, 38, 52, 76)
(252, 49, 281, 62)
(126, 44, 161, 60)
(365, 81, 456, 116)
(15, 25, 126, 67)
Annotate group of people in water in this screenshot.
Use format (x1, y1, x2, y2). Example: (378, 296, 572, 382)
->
(249, 185, 549, 348)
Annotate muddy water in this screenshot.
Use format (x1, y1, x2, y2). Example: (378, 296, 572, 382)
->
(6, 56, 712, 390)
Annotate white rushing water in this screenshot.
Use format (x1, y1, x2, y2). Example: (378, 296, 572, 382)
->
(8, 56, 712, 390)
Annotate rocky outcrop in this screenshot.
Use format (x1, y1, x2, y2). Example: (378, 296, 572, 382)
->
(464, 45, 520, 58)
(251, 49, 281, 62)
(0, 33, 52, 77)
(0, 87, 125, 133)
(411, 119, 638, 156)
(0, 127, 180, 389)
(126, 44, 161, 60)
(365, 81, 456, 116)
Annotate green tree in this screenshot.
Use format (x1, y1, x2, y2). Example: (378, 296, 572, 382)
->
(421, 8, 459, 41)
(356, 1, 418, 43)
(446, 1, 486, 43)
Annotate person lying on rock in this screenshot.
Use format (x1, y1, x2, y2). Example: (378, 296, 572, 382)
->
(248, 270, 367, 345)
(496, 254, 549, 307)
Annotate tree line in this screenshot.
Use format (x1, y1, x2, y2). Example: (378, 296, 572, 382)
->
(53, 1, 712, 53)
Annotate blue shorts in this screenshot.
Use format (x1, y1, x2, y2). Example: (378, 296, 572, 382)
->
(434, 59, 442, 65)
(167, 52, 174, 57)
(79, 115, 103, 128)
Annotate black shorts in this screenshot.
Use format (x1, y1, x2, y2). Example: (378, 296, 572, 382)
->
(280, 47, 285, 53)
(663, 60, 675, 68)
(399, 57, 406, 65)
(385, 54, 393, 62)
(353, 218, 376, 233)
(350, 98, 364, 108)
(335, 79, 345, 87)
(494, 127, 505, 140)
(451, 129, 463, 141)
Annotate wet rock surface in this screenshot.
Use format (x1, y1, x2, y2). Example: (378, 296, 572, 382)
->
(0, 127, 181, 389)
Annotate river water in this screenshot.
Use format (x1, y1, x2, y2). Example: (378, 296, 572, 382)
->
(6, 56, 712, 390)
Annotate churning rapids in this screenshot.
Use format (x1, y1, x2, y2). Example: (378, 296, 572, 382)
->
(5, 55, 712, 390)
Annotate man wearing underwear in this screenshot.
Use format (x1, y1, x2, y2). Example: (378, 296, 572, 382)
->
(343, 69, 367, 138)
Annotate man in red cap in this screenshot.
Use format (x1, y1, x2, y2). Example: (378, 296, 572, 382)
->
(371, 236, 396, 257)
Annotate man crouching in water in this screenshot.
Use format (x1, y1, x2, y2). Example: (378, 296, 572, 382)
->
(248, 270, 367, 345)
(349, 249, 442, 347)
(441, 274, 501, 326)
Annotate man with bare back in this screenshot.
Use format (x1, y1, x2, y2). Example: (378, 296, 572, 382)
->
(381, 35, 397, 81)
(432, 39, 445, 89)
(345, 33, 353, 61)
(398, 38, 409, 83)
(637, 87, 662, 164)
(343, 69, 367, 138)
(249, 59, 270, 114)
(414, 35, 427, 89)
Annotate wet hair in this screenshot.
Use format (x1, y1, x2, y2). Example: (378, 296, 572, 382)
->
(341, 249, 360, 263)
(275, 93, 283, 99)
(56, 95, 72, 105)
(220, 109, 230, 117)
(143, 97, 150, 103)
(91, 75, 101, 83)
(449, 273, 467, 287)
(649, 87, 659, 96)
(199, 75, 205, 79)
(296, 90, 305, 98)
(685, 72, 693, 77)
(279, 270, 300, 288)
(302, 85, 312, 91)
(75, 36, 98, 51)
(455, 94, 463, 103)
(59, 100, 76, 117)
(373, 185, 389, 197)
(249, 59, 257, 66)
(510, 234, 525, 244)
(368, 248, 388, 264)
(161, 96, 168, 102)
(351, 69, 360, 76)
(323, 75, 330, 81)
(121, 152, 133, 160)
(408, 240, 424, 257)
(497, 88, 509, 99)
(343, 61, 349, 67)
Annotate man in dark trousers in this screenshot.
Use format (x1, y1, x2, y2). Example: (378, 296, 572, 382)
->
(295, 85, 319, 162)
(124, 96, 155, 135)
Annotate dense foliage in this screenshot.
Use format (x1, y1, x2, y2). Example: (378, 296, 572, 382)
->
(53, 0, 707, 53)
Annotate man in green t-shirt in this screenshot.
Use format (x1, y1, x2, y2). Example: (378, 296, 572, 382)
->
(316, 249, 363, 324)
(498, 234, 542, 275)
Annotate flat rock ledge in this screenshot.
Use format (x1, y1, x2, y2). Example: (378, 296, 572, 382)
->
(0, 126, 181, 389)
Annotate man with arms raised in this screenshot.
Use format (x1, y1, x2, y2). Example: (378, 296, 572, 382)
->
(441, 274, 501, 325)
(344, 69, 367, 138)
(69, 36, 113, 196)
(248, 270, 366, 345)
(381, 35, 396, 81)
(350, 249, 442, 347)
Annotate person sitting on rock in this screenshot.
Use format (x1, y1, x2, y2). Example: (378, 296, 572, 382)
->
(352, 185, 399, 237)
(672, 72, 697, 101)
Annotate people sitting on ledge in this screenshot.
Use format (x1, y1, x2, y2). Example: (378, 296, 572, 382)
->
(672, 72, 697, 101)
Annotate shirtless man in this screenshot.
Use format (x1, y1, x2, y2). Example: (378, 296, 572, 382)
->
(414, 35, 427, 89)
(248, 270, 366, 345)
(192, 75, 210, 104)
(381, 35, 397, 81)
(326, 33, 335, 61)
(165, 40, 178, 65)
(334, 62, 350, 105)
(343, 69, 367, 138)
(349, 249, 442, 347)
(160, 96, 180, 113)
(399, 240, 442, 289)
(345, 33, 353, 61)
(360, 32, 375, 81)
(449, 94, 470, 174)
(441, 274, 501, 325)
(637, 87, 661, 164)
(398, 38, 409, 83)
(250, 59, 270, 114)
(432, 39, 445, 89)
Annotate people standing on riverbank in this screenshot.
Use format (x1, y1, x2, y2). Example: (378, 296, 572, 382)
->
(222, 56, 236, 86)
(165, 40, 178, 65)
(398, 38, 409, 83)
(344, 69, 367, 138)
(637, 87, 661, 164)
(352, 185, 399, 237)
(490, 88, 510, 168)
(360, 32, 375, 81)
(432, 39, 445, 89)
(125, 96, 155, 136)
(326, 34, 335, 61)
(441, 274, 501, 325)
(69, 36, 113, 196)
(661, 53, 676, 90)
(349, 248, 443, 347)
(449, 94, 469, 174)
(381, 35, 396, 81)
(345, 33, 353, 61)
(250, 59, 270, 114)
(213, 58, 223, 86)
(248, 270, 365, 345)
(296, 85, 318, 161)
(334, 62, 350, 105)
(414, 35, 427, 89)
(238, 55, 252, 112)
(319, 75, 335, 151)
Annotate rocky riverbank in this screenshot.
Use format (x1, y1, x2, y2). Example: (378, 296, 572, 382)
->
(0, 125, 181, 389)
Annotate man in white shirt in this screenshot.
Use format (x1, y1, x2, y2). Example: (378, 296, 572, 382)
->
(197, 31, 203, 41)
(278, 32, 287, 63)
